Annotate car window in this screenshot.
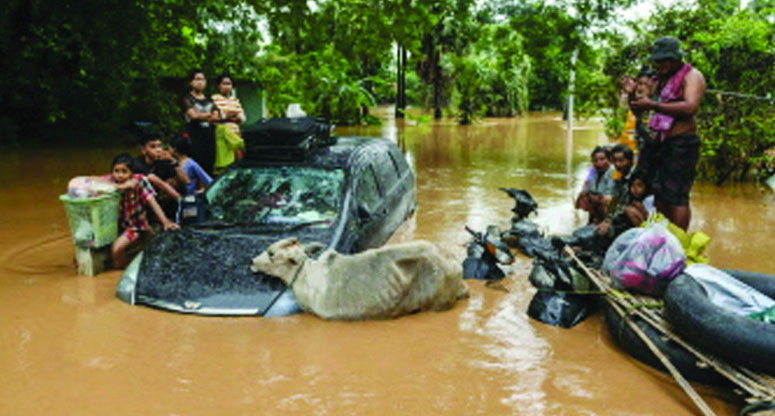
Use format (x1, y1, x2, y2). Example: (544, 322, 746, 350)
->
(374, 151, 398, 191)
(355, 166, 381, 210)
(388, 147, 410, 176)
(388, 150, 402, 176)
(205, 167, 345, 226)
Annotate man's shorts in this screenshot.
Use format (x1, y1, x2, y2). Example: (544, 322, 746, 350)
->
(651, 134, 701, 207)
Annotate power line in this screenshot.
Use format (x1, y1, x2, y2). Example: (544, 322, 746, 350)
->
(707, 89, 775, 102)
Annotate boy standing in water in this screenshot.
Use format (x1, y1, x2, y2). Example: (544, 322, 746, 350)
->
(102, 153, 179, 268)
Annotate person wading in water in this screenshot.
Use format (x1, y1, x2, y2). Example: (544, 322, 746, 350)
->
(627, 36, 706, 231)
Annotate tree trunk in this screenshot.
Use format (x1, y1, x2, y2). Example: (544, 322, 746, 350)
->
(433, 46, 442, 120)
(400, 46, 407, 111)
(395, 43, 405, 118)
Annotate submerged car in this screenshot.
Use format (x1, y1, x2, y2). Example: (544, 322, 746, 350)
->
(116, 135, 416, 316)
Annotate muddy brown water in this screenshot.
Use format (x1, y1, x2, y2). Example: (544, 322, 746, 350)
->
(2, 111, 774, 415)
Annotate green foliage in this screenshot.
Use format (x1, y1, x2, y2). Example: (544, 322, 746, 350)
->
(254, 46, 376, 125)
(450, 23, 530, 124)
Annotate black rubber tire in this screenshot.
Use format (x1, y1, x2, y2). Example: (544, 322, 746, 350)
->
(604, 302, 731, 387)
(664, 269, 775, 375)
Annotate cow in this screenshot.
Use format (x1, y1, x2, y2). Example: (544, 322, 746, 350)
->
(251, 238, 468, 320)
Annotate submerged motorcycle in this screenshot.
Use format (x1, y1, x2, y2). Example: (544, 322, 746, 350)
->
(462, 225, 514, 280)
(498, 187, 600, 328)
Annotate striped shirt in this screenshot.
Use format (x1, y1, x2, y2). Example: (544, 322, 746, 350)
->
(212, 93, 246, 136)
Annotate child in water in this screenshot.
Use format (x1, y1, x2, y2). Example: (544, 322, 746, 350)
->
(596, 169, 652, 238)
(102, 153, 179, 267)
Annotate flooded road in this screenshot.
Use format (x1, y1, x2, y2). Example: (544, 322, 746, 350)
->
(2, 112, 774, 415)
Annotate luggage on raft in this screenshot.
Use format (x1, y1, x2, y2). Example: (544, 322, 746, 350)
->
(241, 117, 335, 161)
(664, 269, 775, 374)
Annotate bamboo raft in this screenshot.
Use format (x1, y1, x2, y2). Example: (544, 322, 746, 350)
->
(564, 247, 775, 416)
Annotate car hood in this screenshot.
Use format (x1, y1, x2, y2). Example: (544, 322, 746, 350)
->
(116, 226, 336, 316)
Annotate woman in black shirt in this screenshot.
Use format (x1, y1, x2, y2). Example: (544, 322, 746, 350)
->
(183, 69, 219, 175)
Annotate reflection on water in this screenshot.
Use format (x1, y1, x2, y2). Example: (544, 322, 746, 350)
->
(2, 110, 768, 414)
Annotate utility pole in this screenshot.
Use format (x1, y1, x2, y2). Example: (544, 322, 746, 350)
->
(567, 48, 578, 131)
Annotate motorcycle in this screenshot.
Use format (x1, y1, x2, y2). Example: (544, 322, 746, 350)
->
(462, 225, 514, 280)
(497, 187, 601, 328)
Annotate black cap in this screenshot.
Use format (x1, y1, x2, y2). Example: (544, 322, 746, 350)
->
(649, 36, 684, 61)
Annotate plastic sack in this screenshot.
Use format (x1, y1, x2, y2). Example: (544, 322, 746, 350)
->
(67, 176, 116, 199)
(644, 213, 710, 264)
(684, 264, 775, 317)
(603, 222, 686, 295)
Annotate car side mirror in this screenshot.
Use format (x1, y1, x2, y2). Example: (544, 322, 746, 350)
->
(357, 203, 371, 221)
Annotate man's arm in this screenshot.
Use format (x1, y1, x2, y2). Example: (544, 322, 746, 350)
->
(655, 69, 706, 117)
(630, 69, 705, 117)
(147, 173, 180, 200)
(146, 195, 180, 230)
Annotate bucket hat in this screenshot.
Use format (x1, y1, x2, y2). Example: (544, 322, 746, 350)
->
(648, 36, 684, 61)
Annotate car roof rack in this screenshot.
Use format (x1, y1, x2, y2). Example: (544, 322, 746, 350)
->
(241, 117, 337, 162)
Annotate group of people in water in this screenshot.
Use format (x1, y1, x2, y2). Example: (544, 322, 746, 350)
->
(97, 35, 703, 269)
(576, 36, 706, 239)
(102, 69, 247, 267)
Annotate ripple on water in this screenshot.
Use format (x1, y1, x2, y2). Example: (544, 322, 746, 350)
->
(460, 282, 554, 415)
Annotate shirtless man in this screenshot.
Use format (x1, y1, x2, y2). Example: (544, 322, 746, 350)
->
(627, 36, 706, 231)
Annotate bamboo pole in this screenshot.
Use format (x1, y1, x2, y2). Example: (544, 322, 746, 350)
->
(607, 297, 717, 416)
(630, 296, 775, 398)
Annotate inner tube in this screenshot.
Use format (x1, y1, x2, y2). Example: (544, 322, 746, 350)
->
(664, 269, 775, 374)
(603, 302, 731, 387)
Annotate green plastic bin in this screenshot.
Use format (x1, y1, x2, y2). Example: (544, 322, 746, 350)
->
(60, 193, 120, 248)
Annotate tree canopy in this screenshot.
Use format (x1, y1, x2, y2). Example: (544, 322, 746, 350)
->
(4, 0, 775, 188)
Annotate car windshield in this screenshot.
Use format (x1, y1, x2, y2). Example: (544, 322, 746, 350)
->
(205, 167, 345, 227)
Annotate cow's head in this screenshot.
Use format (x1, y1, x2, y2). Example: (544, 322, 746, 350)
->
(251, 237, 308, 284)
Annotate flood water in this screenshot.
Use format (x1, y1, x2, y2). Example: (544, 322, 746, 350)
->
(2, 111, 774, 415)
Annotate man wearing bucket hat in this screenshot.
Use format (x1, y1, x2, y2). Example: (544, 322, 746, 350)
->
(629, 36, 706, 231)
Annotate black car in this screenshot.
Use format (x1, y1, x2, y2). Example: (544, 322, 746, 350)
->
(116, 135, 416, 316)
